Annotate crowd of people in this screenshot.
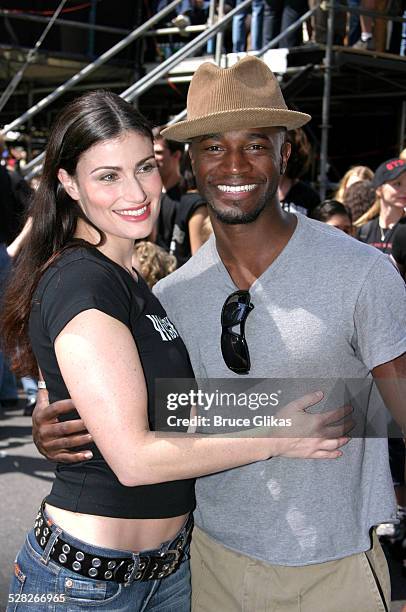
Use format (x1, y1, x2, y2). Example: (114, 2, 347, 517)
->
(0, 55, 405, 611)
(149, 0, 406, 57)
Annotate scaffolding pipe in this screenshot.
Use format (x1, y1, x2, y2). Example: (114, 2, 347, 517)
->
(319, 1, 335, 200)
(0, 0, 183, 135)
(121, 0, 253, 101)
(0, 0, 68, 113)
(22, 0, 253, 176)
(0, 9, 130, 35)
(166, 108, 188, 125)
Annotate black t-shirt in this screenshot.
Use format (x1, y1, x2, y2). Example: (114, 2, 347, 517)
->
(155, 184, 181, 252)
(280, 180, 320, 215)
(169, 192, 206, 267)
(392, 223, 406, 271)
(156, 183, 206, 267)
(29, 246, 196, 519)
(356, 216, 406, 255)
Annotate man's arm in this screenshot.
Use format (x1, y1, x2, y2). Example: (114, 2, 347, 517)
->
(32, 388, 93, 463)
(372, 352, 406, 432)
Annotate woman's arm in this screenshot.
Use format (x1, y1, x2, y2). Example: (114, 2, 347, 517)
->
(7, 217, 32, 258)
(52, 309, 352, 486)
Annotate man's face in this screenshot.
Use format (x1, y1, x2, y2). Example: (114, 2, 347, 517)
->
(189, 127, 290, 225)
(377, 171, 406, 210)
(153, 138, 172, 173)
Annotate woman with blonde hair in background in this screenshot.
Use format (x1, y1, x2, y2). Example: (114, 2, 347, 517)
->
(334, 165, 373, 202)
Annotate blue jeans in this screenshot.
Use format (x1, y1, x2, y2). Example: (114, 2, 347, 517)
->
(263, 0, 307, 48)
(232, 0, 265, 51)
(347, 0, 361, 45)
(7, 521, 191, 611)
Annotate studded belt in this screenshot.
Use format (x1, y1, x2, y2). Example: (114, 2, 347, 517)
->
(33, 502, 193, 584)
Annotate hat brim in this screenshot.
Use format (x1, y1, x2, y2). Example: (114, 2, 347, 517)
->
(161, 108, 311, 142)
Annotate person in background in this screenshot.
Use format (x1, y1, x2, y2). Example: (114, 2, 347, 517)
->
(263, 0, 308, 48)
(355, 157, 406, 255)
(309, 200, 353, 235)
(152, 127, 208, 266)
(232, 0, 265, 51)
(392, 222, 406, 279)
(0, 143, 34, 415)
(343, 179, 376, 222)
(352, 0, 376, 49)
(334, 164, 374, 202)
(278, 128, 320, 215)
(308, 0, 346, 44)
(354, 157, 406, 564)
(347, 0, 362, 45)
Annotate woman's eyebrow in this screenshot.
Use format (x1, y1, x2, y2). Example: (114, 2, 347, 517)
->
(90, 156, 155, 174)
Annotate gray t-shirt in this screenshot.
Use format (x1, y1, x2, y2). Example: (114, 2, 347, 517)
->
(154, 214, 406, 566)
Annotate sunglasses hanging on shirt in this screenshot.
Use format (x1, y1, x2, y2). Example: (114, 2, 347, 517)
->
(221, 290, 254, 375)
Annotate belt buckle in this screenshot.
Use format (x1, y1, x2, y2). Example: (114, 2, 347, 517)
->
(161, 547, 181, 576)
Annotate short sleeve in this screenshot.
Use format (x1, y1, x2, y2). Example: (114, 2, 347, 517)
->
(40, 257, 131, 344)
(179, 193, 206, 224)
(353, 253, 406, 370)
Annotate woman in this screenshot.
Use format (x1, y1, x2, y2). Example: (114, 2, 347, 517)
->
(354, 157, 406, 255)
(2, 91, 350, 611)
(334, 165, 373, 203)
(277, 128, 320, 216)
(309, 200, 353, 235)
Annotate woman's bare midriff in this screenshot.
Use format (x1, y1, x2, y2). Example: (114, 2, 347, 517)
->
(45, 503, 188, 552)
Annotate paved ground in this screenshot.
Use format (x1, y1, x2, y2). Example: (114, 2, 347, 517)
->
(0, 404, 405, 611)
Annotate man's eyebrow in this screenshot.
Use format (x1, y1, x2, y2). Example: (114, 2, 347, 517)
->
(247, 132, 271, 140)
(195, 132, 272, 144)
(90, 155, 155, 174)
(195, 134, 221, 143)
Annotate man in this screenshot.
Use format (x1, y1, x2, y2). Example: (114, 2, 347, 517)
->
(33, 57, 405, 611)
(152, 127, 208, 267)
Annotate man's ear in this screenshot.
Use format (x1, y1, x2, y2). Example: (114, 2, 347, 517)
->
(57, 168, 80, 201)
(280, 141, 291, 175)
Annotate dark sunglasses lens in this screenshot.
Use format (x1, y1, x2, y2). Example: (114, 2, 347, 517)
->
(222, 293, 252, 327)
(221, 332, 250, 373)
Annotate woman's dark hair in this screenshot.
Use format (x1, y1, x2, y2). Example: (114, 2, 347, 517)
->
(309, 200, 352, 223)
(1, 90, 153, 375)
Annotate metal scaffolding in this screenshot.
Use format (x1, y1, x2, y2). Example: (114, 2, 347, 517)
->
(2, 0, 406, 190)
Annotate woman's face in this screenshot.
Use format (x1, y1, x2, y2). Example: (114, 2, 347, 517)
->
(377, 171, 406, 211)
(326, 214, 353, 235)
(58, 130, 162, 243)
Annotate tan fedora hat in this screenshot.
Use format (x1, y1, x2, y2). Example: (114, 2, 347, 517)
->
(161, 56, 311, 143)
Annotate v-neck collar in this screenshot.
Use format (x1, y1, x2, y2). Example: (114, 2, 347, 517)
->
(210, 213, 303, 292)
